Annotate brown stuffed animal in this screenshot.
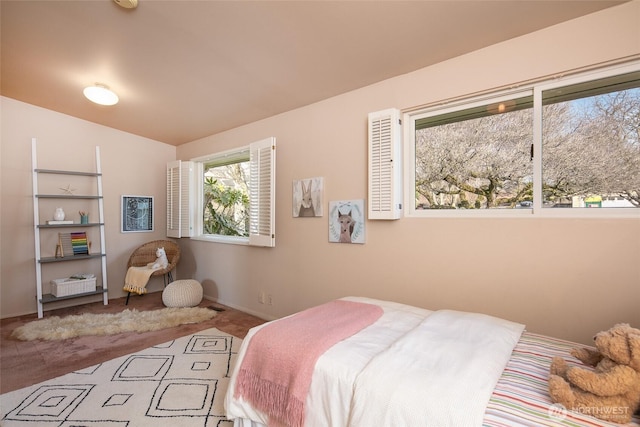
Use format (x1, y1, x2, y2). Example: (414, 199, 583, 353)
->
(548, 323, 640, 424)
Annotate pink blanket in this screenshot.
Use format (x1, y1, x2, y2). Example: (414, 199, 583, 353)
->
(234, 299, 383, 427)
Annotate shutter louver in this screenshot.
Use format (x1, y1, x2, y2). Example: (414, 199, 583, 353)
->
(249, 137, 276, 247)
(368, 109, 403, 219)
(167, 162, 180, 237)
(166, 160, 194, 238)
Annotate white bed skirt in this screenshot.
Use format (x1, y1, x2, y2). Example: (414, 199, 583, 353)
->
(233, 419, 266, 427)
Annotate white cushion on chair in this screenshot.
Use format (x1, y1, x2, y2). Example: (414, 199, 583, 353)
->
(162, 279, 203, 307)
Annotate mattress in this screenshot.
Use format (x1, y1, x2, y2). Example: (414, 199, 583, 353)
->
(225, 297, 640, 427)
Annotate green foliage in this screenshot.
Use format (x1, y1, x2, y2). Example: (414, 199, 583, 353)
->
(203, 177, 249, 236)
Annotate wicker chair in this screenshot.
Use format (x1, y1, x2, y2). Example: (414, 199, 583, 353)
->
(125, 239, 180, 304)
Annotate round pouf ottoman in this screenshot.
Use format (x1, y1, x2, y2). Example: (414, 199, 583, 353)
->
(162, 279, 203, 307)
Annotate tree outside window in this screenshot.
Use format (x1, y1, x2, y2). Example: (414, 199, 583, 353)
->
(412, 68, 639, 211)
(542, 86, 640, 208)
(203, 160, 250, 236)
(415, 97, 533, 209)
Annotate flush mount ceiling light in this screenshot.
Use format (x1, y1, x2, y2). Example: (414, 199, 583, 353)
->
(83, 84, 119, 106)
(113, 0, 138, 9)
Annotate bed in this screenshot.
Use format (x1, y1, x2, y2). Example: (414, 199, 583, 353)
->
(225, 297, 640, 427)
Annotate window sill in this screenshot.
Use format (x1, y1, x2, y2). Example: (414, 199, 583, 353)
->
(190, 235, 249, 246)
(406, 207, 640, 219)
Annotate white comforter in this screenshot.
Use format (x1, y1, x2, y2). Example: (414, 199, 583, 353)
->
(225, 297, 524, 427)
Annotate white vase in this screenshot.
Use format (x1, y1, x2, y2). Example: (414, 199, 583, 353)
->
(53, 207, 65, 221)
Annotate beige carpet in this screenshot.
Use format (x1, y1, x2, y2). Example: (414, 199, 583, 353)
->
(11, 307, 217, 341)
(1, 327, 239, 426)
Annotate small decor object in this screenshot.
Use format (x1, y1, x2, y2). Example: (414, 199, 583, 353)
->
(56, 232, 89, 257)
(293, 177, 324, 217)
(162, 279, 203, 307)
(121, 195, 154, 232)
(148, 247, 169, 270)
(53, 207, 65, 221)
(57, 233, 72, 257)
(328, 199, 366, 244)
(548, 323, 640, 424)
(58, 184, 76, 195)
(79, 211, 89, 224)
(71, 232, 89, 255)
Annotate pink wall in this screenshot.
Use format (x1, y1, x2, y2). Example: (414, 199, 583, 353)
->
(176, 2, 640, 344)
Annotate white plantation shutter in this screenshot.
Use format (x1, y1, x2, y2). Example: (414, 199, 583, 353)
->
(368, 108, 403, 219)
(166, 160, 194, 238)
(249, 137, 276, 247)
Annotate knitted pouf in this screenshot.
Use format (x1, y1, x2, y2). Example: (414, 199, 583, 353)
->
(162, 279, 203, 308)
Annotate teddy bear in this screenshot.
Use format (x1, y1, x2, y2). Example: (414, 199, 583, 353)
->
(548, 323, 640, 424)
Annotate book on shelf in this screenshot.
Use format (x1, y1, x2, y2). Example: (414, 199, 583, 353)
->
(67, 273, 95, 281)
(47, 220, 74, 225)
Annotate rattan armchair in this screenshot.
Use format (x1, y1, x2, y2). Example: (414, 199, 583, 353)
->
(125, 239, 180, 304)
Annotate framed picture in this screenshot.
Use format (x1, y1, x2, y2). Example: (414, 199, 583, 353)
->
(293, 177, 324, 217)
(329, 199, 366, 244)
(121, 195, 154, 233)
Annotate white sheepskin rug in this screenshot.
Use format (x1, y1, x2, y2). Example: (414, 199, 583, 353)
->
(11, 307, 217, 341)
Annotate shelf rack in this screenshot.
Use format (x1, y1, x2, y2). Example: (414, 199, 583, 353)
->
(31, 138, 108, 318)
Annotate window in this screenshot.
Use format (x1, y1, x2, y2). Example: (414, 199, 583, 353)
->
(412, 92, 534, 211)
(405, 61, 640, 217)
(167, 137, 276, 246)
(540, 71, 640, 209)
(202, 149, 250, 237)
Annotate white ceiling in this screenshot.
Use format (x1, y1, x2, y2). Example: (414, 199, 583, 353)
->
(1, 0, 626, 146)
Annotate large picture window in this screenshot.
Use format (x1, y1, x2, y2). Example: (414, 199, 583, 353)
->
(405, 62, 640, 217)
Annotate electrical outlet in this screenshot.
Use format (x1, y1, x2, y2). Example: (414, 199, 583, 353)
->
(267, 294, 273, 305)
(259, 291, 266, 304)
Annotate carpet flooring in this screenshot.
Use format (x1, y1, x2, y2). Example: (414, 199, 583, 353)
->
(0, 292, 265, 394)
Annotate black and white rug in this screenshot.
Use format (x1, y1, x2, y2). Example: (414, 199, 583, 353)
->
(1, 328, 240, 426)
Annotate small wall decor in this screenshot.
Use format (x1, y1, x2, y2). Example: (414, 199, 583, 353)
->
(293, 177, 324, 217)
(329, 199, 365, 244)
(121, 195, 154, 233)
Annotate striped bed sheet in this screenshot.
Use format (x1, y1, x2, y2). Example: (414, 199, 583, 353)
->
(484, 332, 640, 427)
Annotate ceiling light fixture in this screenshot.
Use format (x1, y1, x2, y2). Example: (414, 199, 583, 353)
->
(83, 84, 119, 106)
(113, 0, 138, 9)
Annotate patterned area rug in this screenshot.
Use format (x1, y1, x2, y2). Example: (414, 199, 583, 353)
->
(1, 328, 240, 426)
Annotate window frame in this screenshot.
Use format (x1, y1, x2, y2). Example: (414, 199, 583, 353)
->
(189, 137, 276, 246)
(403, 60, 640, 219)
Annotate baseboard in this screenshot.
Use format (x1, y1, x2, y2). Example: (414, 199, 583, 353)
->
(0, 308, 38, 320)
(202, 295, 277, 321)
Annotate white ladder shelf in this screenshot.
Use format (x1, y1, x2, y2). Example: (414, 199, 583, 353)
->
(32, 138, 108, 318)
